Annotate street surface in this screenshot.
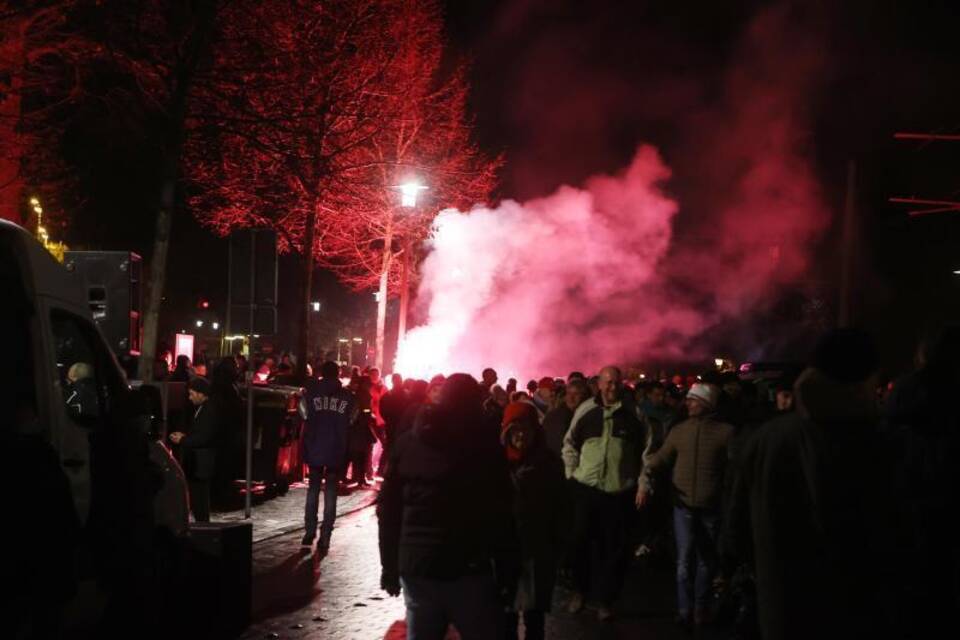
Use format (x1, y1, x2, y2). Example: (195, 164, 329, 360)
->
(241, 487, 726, 640)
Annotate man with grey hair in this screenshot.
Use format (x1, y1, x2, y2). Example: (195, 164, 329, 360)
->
(64, 362, 98, 419)
(543, 378, 589, 460)
(561, 366, 648, 621)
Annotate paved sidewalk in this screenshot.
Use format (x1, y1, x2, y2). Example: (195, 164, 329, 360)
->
(243, 498, 726, 640)
(212, 482, 378, 543)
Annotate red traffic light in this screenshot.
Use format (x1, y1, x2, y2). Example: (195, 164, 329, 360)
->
(199, 299, 210, 309)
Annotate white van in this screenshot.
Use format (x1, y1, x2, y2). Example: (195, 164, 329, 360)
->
(1, 219, 185, 637)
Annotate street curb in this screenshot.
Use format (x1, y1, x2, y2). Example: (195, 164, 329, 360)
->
(251, 492, 379, 545)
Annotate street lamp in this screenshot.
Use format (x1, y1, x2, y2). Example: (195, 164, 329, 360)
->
(396, 180, 427, 208)
(312, 301, 321, 312)
(196, 319, 204, 328)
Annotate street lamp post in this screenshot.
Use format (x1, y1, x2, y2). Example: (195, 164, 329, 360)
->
(373, 179, 426, 371)
(395, 181, 425, 360)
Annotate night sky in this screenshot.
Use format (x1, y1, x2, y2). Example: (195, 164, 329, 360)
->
(62, 0, 960, 372)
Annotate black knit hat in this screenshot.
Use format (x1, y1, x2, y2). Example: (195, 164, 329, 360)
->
(812, 329, 878, 383)
(188, 376, 212, 395)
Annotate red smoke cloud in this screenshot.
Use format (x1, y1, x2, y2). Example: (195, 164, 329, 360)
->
(396, 3, 832, 379)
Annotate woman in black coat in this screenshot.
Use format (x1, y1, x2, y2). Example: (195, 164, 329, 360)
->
(500, 401, 566, 640)
(347, 376, 376, 487)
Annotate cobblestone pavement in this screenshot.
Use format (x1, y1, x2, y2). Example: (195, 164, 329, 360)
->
(243, 493, 727, 640)
(213, 482, 378, 543)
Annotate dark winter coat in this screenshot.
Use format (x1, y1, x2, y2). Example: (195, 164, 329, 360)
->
(641, 415, 734, 510)
(883, 369, 960, 631)
(721, 368, 897, 640)
(300, 377, 355, 470)
(182, 399, 220, 481)
(378, 399, 518, 583)
(503, 423, 565, 611)
(541, 405, 573, 460)
(380, 389, 409, 437)
(348, 389, 377, 453)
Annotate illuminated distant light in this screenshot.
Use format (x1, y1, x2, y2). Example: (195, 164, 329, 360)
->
(29, 197, 39, 206)
(312, 301, 321, 312)
(714, 358, 724, 368)
(397, 180, 428, 208)
(253, 334, 260, 338)
(33, 205, 42, 214)
(212, 322, 219, 330)
(953, 270, 960, 275)
(338, 338, 349, 343)
(353, 337, 363, 343)
(200, 299, 210, 309)
(373, 291, 382, 302)
(195, 320, 204, 328)
(639, 373, 646, 379)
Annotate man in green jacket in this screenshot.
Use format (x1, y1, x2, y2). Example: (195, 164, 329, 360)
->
(561, 366, 647, 621)
(638, 381, 733, 627)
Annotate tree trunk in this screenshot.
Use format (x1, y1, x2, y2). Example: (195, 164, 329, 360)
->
(137, 165, 177, 382)
(375, 221, 394, 371)
(297, 207, 318, 380)
(397, 236, 410, 348)
(136, 2, 219, 382)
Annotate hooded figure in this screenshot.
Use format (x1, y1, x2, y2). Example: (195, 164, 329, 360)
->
(378, 374, 518, 640)
(882, 326, 960, 638)
(721, 329, 897, 640)
(500, 402, 565, 640)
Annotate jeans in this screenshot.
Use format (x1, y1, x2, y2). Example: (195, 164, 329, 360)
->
(188, 478, 210, 522)
(401, 572, 505, 640)
(505, 610, 545, 640)
(348, 447, 370, 483)
(304, 465, 341, 539)
(673, 505, 720, 616)
(570, 483, 633, 606)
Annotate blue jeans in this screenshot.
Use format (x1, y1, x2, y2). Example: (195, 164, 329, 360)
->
(673, 505, 720, 616)
(304, 465, 341, 539)
(401, 572, 505, 640)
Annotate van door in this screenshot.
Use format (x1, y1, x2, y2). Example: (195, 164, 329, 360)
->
(45, 305, 128, 524)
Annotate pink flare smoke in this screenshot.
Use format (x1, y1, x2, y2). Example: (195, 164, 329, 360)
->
(395, 145, 683, 381)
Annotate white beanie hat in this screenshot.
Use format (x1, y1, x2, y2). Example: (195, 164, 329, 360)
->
(686, 382, 720, 410)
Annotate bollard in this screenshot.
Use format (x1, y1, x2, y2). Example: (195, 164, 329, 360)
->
(245, 382, 254, 519)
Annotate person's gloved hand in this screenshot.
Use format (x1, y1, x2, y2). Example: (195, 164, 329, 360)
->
(381, 570, 401, 597)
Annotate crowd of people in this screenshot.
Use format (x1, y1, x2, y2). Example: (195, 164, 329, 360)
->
(289, 326, 960, 640)
(149, 327, 959, 640)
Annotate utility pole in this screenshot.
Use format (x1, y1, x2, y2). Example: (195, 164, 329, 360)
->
(839, 161, 857, 328)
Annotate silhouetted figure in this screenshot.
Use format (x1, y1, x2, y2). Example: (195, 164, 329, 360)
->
(169, 377, 219, 522)
(378, 374, 518, 640)
(500, 402, 565, 640)
(722, 330, 896, 640)
(884, 326, 960, 638)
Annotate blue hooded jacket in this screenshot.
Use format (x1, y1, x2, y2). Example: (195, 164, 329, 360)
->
(300, 377, 355, 469)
